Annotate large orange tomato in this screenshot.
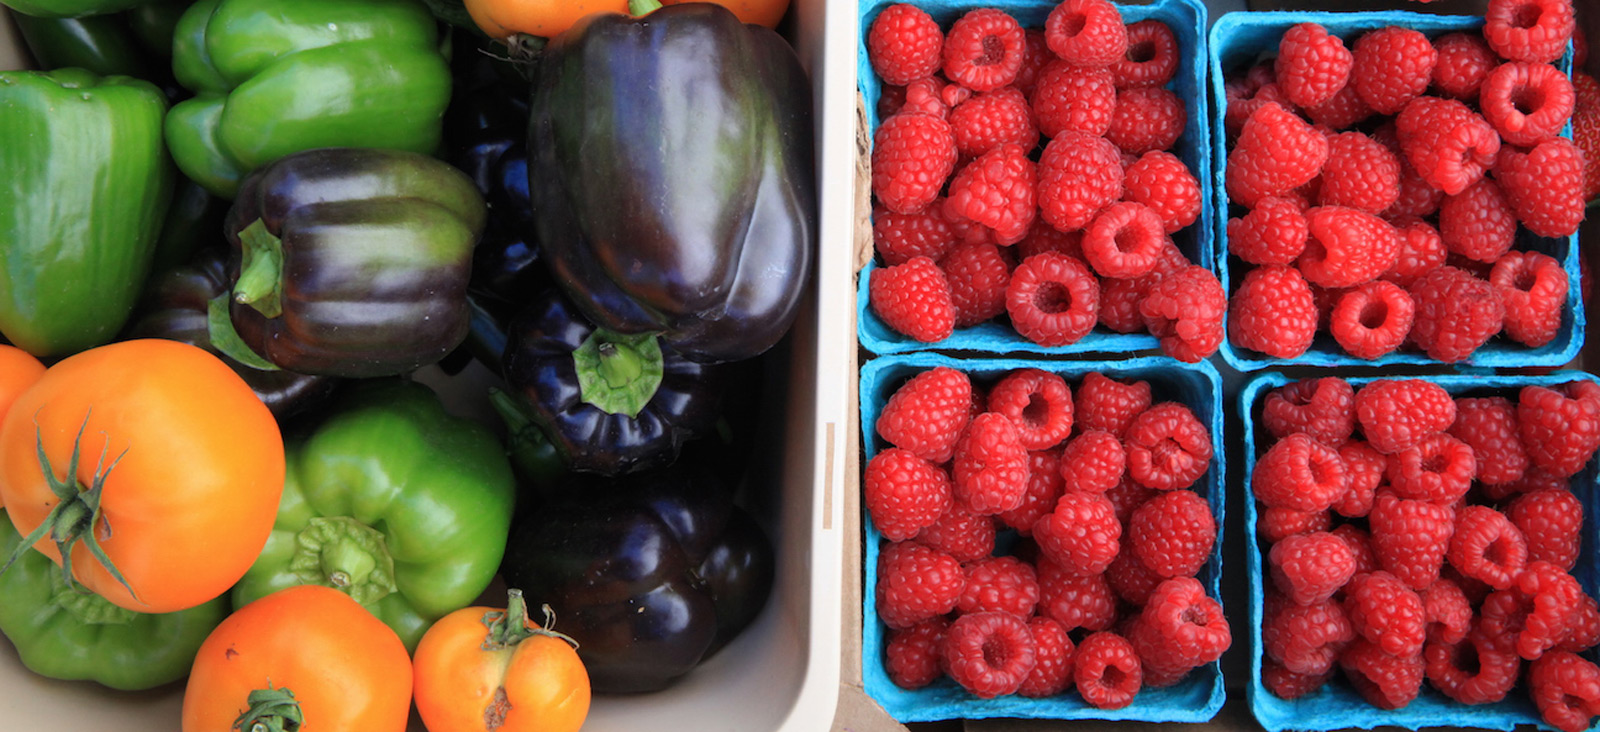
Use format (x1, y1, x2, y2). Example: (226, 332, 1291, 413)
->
(0, 339, 283, 613)
(183, 585, 413, 732)
(464, 0, 788, 40)
(0, 346, 45, 510)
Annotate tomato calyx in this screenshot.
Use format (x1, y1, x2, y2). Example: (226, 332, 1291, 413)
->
(481, 588, 579, 652)
(232, 686, 303, 732)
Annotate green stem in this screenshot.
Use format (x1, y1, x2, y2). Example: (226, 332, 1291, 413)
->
(595, 341, 644, 389)
(287, 517, 397, 607)
(481, 589, 579, 651)
(233, 219, 285, 319)
(629, 0, 662, 16)
(233, 686, 302, 732)
(572, 330, 664, 418)
(207, 293, 279, 371)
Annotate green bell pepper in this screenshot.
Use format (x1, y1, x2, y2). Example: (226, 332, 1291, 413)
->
(2, 0, 145, 19)
(0, 68, 173, 357)
(0, 510, 229, 691)
(231, 379, 516, 651)
(12, 14, 153, 78)
(166, 0, 452, 197)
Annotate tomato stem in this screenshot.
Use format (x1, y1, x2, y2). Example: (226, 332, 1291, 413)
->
(233, 686, 303, 732)
(482, 589, 579, 650)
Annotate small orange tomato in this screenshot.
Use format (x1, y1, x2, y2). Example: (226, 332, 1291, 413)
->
(183, 585, 413, 732)
(463, 0, 788, 40)
(413, 589, 591, 732)
(0, 345, 45, 509)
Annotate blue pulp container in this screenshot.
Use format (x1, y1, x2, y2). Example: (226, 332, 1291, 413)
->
(1209, 11, 1584, 371)
(1240, 371, 1600, 732)
(857, 0, 1212, 357)
(859, 353, 1226, 723)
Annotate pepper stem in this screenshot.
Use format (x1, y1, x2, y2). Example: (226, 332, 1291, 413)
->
(232, 686, 302, 732)
(287, 517, 397, 607)
(629, 0, 662, 15)
(207, 293, 279, 371)
(233, 219, 285, 319)
(480, 589, 579, 651)
(572, 329, 664, 418)
(488, 388, 567, 485)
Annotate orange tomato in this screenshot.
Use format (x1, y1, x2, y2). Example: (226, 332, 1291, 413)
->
(413, 589, 591, 732)
(463, 0, 788, 40)
(0, 345, 45, 510)
(0, 339, 284, 613)
(183, 585, 413, 732)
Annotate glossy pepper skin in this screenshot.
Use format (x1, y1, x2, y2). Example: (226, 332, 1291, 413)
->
(528, 2, 816, 364)
(0, 510, 229, 691)
(232, 379, 516, 652)
(0, 69, 173, 358)
(2, 0, 147, 19)
(499, 463, 774, 693)
(222, 147, 487, 378)
(13, 14, 153, 78)
(166, 0, 452, 197)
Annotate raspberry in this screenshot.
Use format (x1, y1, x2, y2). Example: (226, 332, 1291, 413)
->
(1229, 196, 1310, 266)
(942, 9, 1025, 93)
(1076, 372, 1152, 438)
(1263, 378, 1356, 448)
(943, 144, 1037, 247)
(999, 449, 1063, 535)
(1273, 531, 1358, 606)
(1332, 524, 1381, 578)
(1105, 87, 1186, 156)
(875, 206, 956, 266)
(1298, 205, 1400, 289)
(1263, 596, 1356, 675)
(942, 611, 1037, 698)
(1386, 433, 1475, 505)
(1430, 32, 1498, 102)
(1494, 137, 1587, 239)
(1515, 561, 1586, 660)
(1487, 464, 1568, 502)
(877, 540, 966, 629)
(1482, 61, 1576, 149)
(1122, 150, 1202, 235)
(868, 4, 944, 86)
(1559, 594, 1600, 653)
(1576, 71, 1600, 202)
(1530, 651, 1600, 732)
(1140, 266, 1226, 363)
(1037, 131, 1123, 232)
(1006, 252, 1100, 347)
(876, 366, 973, 464)
(865, 448, 954, 542)
(1448, 505, 1528, 592)
(1449, 396, 1529, 485)
(1020, 616, 1076, 697)
(1305, 83, 1376, 131)
(1336, 441, 1385, 518)
(1262, 658, 1334, 700)
(949, 88, 1039, 159)
(1034, 491, 1121, 576)
(870, 256, 957, 343)
(1350, 27, 1437, 115)
(987, 368, 1074, 451)
(1319, 132, 1400, 215)
(1425, 629, 1522, 705)
(1030, 60, 1116, 139)
(886, 616, 949, 689)
(1395, 97, 1500, 196)
(1439, 179, 1517, 265)
(1104, 476, 1157, 528)
(1343, 638, 1427, 710)
(1059, 430, 1125, 495)
(1080, 202, 1165, 279)
(1253, 433, 1347, 513)
(1370, 491, 1455, 591)
(1259, 507, 1332, 544)
(1226, 102, 1331, 209)
(1506, 488, 1583, 571)
(940, 241, 1012, 328)
(914, 502, 996, 563)
(1135, 577, 1231, 671)
(1228, 265, 1318, 359)
(1074, 631, 1143, 710)
(952, 412, 1030, 515)
(1355, 379, 1457, 455)
(1276, 23, 1354, 110)
(1016, 219, 1083, 262)
(1483, 0, 1577, 65)
(958, 556, 1040, 617)
(1344, 570, 1427, 658)
(1097, 245, 1185, 335)
(1491, 250, 1569, 349)
(1112, 20, 1178, 89)
(898, 77, 953, 118)
(1408, 266, 1506, 363)
(872, 113, 959, 214)
(1124, 402, 1213, 491)
(1518, 383, 1600, 478)
(1421, 578, 1474, 645)
(1386, 155, 1447, 219)
(1045, 0, 1128, 68)
(1107, 550, 1164, 605)
(1036, 556, 1117, 632)
(1382, 217, 1446, 287)
(1225, 79, 1294, 138)
(1128, 490, 1215, 579)
(1330, 279, 1413, 360)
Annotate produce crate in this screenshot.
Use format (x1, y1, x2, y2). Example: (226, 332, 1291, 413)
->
(1240, 371, 1600, 732)
(858, 352, 1227, 723)
(0, 2, 856, 731)
(1210, 11, 1585, 371)
(856, 0, 1213, 357)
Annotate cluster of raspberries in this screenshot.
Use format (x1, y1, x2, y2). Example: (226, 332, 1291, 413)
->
(1223, 0, 1584, 364)
(866, 366, 1229, 707)
(1250, 376, 1600, 732)
(864, 0, 1226, 362)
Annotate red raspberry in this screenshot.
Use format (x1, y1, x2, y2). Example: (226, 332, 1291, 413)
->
(942, 611, 1037, 698)
(875, 206, 956, 266)
(1253, 433, 1347, 513)
(1333, 524, 1381, 578)
(1226, 79, 1295, 138)
(1530, 651, 1600, 732)
(1305, 83, 1375, 131)
(1343, 570, 1427, 658)
(1037, 131, 1123, 232)
(1140, 266, 1226, 364)
(868, 4, 944, 86)
(1124, 402, 1213, 491)
(1030, 61, 1116, 139)
(870, 256, 956, 343)
(1483, 0, 1576, 65)
(1519, 383, 1600, 478)
(1074, 631, 1143, 710)
(1482, 61, 1575, 149)
(877, 540, 966, 629)
(949, 87, 1038, 158)
(1430, 32, 1498, 102)
(872, 113, 959, 214)
(1559, 594, 1600, 653)
(940, 241, 1011, 328)
(1106, 87, 1186, 156)
(1226, 102, 1332, 209)
(1318, 132, 1400, 215)
(1330, 279, 1413, 360)
(1228, 265, 1318, 359)
(1271, 530, 1358, 606)
(1262, 658, 1334, 700)
(942, 9, 1025, 93)
(1096, 248, 1179, 335)
(1298, 205, 1399, 289)
(865, 448, 954, 542)
(1275, 23, 1354, 110)
(1350, 27, 1436, 115)
(1034, 491, 1121, 576)
(1386, 433, 1475, 505)
(958, 556, 1040, 617)
(1112, 20, 1178, 89)
(952, 412, 1030, 515)
(943, 144, 1036, 247)
(877, 366, 973, 464)
(1036, 556, 1117, 632)
(1448, 505, 1528, 591)
(1264, 378, 1356, 448)
(1507, 488, 1583, 572)
(898, 77, 954, 118)
(1012, 30, 1052, 97)
(1135, 577, 1231, 670)
(1005, 252, 1100, 347)
(1494, 137, 1587, 240)
(1020, 616, 1076, 697)
(1439, 178, 1517, 264)
(1386, 154, 1447, 220)
(1122, 150, 1201, 235)
(1408, 266, 1506, 363)
(1059, 430, 1126, 494)
(999, 449, 1063, 535)
(1081, 202, 1166, 279)
(1421, 578, 1474, 645)
(1491, 250, 1569, 349)
(1449, 396, 1529, 485)
(1229, 196, 1309, 266)
(1576, 71, 1600, 203)
(1128, 490, 1215, 579)
(1382, 217, 1446, 287)
(1370, 491, 1456, 591)
(1355, 378, 1457, 455)
(886, 616, 949, 689)
(1259, 507, 1332, 544)
(1424, 629, 1522, 705)
(1342, 638, 1426, 710)
(1395, 97, 1500, 197)
(1336, 441, 1385, 518)
(1076, 372, 1153, 439)
(1486, 463, 1568, 502)
(1016, 219, 1083, 262)
(914, 502, 996, 563)
(1045, 0, 1128, 67)
(1107, 549, 1164, 605)
(1263, 596, 1356, 675)
(1515, 561, 1586, 660)
(987, 368, 1074, 451)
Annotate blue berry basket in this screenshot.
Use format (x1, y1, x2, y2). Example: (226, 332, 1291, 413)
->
(857, 0, 1212, 357)
(859, 353, 1226, 723)
(1241, 371, 1600, 732)
(1210, 11, 1584, 371)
